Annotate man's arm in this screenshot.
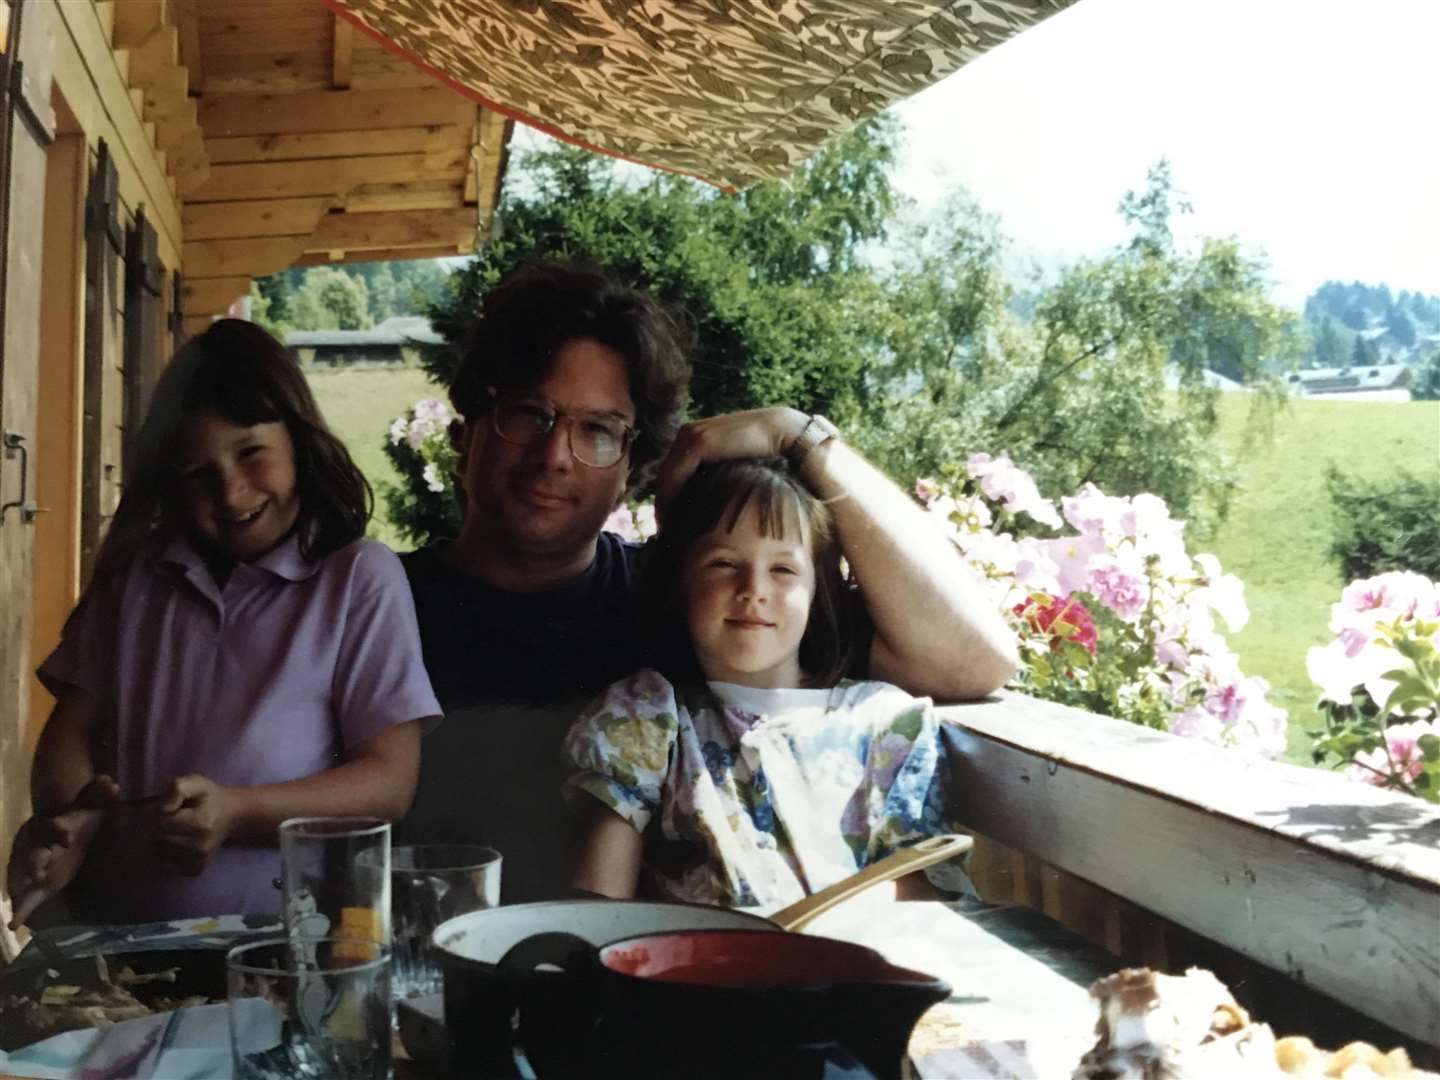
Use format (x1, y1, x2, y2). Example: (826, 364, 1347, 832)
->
(655, 408, 1019, 700)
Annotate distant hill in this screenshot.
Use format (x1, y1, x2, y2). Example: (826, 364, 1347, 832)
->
(1300, 281, 1440, 368)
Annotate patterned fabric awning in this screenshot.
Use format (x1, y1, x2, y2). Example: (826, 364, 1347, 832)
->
(325, 0, 1078, 191)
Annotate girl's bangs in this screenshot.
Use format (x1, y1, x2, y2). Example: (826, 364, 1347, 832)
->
(185, 364, 284, 428)
(716, 474, 810, 544)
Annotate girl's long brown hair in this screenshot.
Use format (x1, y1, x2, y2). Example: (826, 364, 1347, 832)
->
(645, 457, 857, 688)
(90, 319, 371, 591)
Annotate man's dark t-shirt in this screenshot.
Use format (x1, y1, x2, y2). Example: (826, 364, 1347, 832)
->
(397, 534, 651, 902)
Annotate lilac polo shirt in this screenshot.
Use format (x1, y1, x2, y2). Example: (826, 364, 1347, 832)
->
(38, 534, 441, 921)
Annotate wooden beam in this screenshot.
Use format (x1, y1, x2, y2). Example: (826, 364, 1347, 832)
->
(944, 691, 1440, 1049)
(169, 136, 211, 194)
(175, 0, 203, 94)
(183, 208, 475, 277)
(184, 276, 253, 316)
(183, 197, 333, 241)
(125, 25, 180, 89)
(110, 0, 167, 50)
(186, 150, 470, 201)
(183, 237, 304, 279)
(204, 125, 470, 165)
(293, 245, 465, 268)
(198, 86, 477, 138)
(345, 181, 464, 213)
(332, 15, 353, 90)
(306, 208, 475, 252)
(182, 314, 217, 339)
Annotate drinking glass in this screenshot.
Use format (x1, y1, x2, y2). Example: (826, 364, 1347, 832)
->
(279, 817, 391, 950)
(227, 936, 391, 1080)
(391, 844, 501, 1000)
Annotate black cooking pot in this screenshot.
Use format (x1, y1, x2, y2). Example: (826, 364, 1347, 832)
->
(494, 927, 951, 1079)
(433, 899, 776, 1077)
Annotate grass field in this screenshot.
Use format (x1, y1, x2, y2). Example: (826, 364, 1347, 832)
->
(1206, 393, 1439, 761)
(306, 365, 443, 549)
(309, 365, 1440, 764)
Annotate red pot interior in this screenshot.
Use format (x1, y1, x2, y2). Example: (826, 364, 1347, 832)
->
(600, 930, 932, 988)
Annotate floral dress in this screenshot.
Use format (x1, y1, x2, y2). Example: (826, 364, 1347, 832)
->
(561, 669, 952, 909)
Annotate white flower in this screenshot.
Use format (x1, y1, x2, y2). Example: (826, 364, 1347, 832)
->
(422, 463, 446, 494)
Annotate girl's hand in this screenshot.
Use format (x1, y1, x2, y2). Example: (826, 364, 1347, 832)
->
(158, 774, 242, 875)
(6, 775, 120, 929)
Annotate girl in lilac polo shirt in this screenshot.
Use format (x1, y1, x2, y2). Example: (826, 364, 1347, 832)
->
(6, 320, 440, 926)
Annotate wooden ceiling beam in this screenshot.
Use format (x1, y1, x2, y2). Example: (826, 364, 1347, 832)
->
(175, 0, 203, 94)
(186, 150, 470, 201)
(110, 0, 168, 50)
(306, 208, 475, 252)
(332, 15, 353, 90)
(205, 124, 470, 165)
(183, 208, 476, 277)
(292, 245, 467, 269)
(183, 197, 335, 241)
(184, 276, 251, 317)
(345, 181, 465, 214)
(198, 86, 477, 138)
(184, 237, 304, 280)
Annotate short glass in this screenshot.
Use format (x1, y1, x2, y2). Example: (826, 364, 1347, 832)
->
(391, 844, 502, 1000)
(227, 936, 392, 1080)
(279, 817, 391, 949)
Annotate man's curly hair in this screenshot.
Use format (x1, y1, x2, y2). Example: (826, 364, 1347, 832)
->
(448, 261, 693, 496)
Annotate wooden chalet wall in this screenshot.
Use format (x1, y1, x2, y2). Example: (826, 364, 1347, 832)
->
(0, 0, 507, 954)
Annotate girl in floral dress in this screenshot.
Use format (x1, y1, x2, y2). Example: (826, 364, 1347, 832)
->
(562, 457, 953, 909)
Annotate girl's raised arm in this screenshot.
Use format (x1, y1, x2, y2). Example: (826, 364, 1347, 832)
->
(572, 800, 643, 899)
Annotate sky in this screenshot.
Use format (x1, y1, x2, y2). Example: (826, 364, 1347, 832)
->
(889, 0, 1440, 308)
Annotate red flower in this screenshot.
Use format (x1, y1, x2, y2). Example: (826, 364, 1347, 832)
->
(1013, 594, 1098, 656)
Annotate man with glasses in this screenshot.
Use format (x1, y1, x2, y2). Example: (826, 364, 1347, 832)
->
(399, 262, 1017, 902)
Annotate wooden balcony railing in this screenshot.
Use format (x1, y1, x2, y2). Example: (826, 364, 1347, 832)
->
(938, 691, 1440, 1053)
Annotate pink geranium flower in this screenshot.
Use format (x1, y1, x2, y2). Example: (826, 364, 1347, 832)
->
(1349, 720, 1440, 787)
(1087, 554, 1148, 622)
(966, 453, 1062, 527)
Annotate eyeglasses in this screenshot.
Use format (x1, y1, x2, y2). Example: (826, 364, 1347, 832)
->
(488, 390, 638, 469)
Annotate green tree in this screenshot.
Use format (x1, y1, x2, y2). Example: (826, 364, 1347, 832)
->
(246, 280, 287, 338)
(1386, 306, 1416, 348)
(421, 119, 900, 426)
(1312, 316, 1345, 366)
(1412, 351, 1440, 401)
(1350, 333, 1377, 367)
(388, 145, 1291, 545)
(855, 161, 1295, 533)
(289, 266, 373, 331)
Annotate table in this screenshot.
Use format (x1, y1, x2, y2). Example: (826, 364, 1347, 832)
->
(799, 895, 1117, 1078)
(3, 899, 1119, 1079)
(390, 894, 1118, 1079)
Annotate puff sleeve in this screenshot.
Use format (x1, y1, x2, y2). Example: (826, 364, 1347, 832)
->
(561, 668, 682, 835)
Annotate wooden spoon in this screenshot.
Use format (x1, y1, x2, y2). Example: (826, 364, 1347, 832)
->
(770, 834, 974, 932)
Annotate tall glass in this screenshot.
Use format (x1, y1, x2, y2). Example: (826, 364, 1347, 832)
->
(227, 936, 392, 1080)
(391, 844, 502, 1000)
(279, 817, 391, 950)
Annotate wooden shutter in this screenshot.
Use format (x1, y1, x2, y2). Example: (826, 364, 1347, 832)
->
(81, 138, 124, 585)
(169, 269, 186, 355)
(123, 209, 162, 476)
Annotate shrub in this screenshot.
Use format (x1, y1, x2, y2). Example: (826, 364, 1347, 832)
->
(1325, 466, 1440, 581)
(381, 398, 461, 547)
